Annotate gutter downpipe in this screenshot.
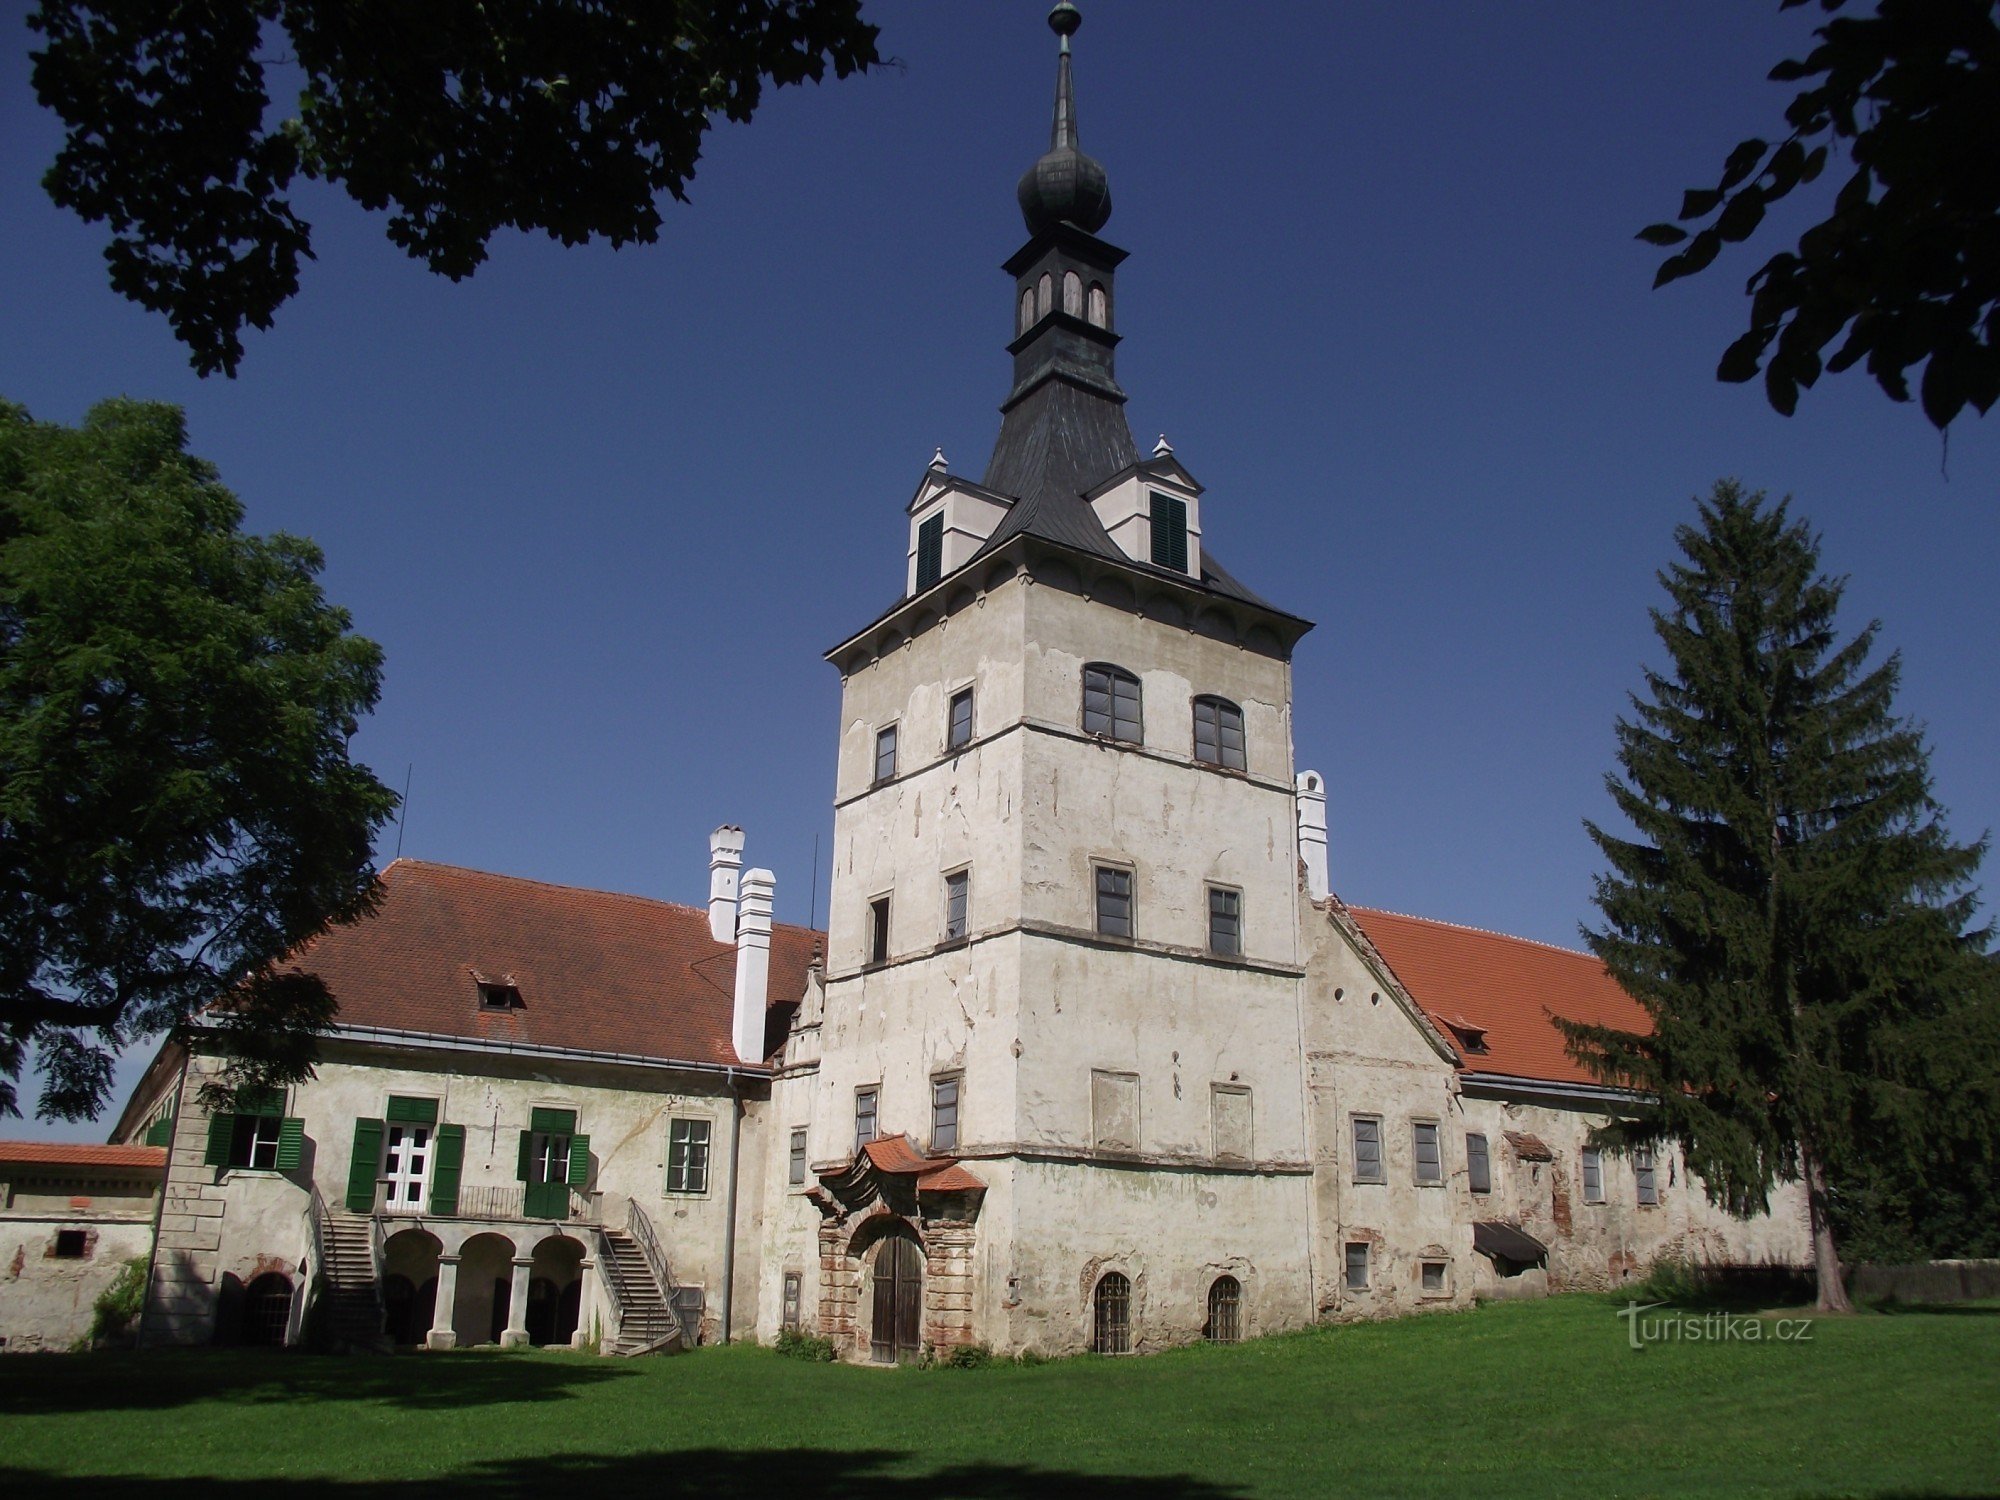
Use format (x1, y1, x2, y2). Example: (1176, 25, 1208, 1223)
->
(720, 1067, 743, 1343)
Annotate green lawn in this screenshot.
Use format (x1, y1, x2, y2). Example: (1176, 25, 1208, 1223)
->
(1, 1296, 1994, 1499)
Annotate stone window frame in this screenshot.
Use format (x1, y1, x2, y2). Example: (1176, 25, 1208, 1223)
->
(1634, 1146, 1660, 1207)
(941, 866, 971, 946)
(1093, 861, 1135, 941)
(1580, 1146, 1606, 1204)
(1343, 1240, 1372, 1292)
(1206, 882, 1243, 957)
(665, 1115, 713, 1196)
(1411, 1119, 1445, 1187)
(1090, 1068, 1141, 1153)
(1350, 1113, 1386, 1185)
(787, 1126, 809, 1189)
(1417, 1255, 1452, 1300)
(1209, 1082, 1253, 1162)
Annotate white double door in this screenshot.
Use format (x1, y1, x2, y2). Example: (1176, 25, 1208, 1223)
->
(383, 1123, 432, 1213)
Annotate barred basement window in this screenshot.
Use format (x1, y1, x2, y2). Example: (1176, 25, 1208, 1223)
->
(782, 1272, 802, 1331)
(874, 724, 898, 783)
(1344, 1242, 1370, 1291)
(1206, 1275, 1241, 1344)
(944, 869, 970, 942)
(1092, 1272, 1131, 1354)
(931, 1074, 960, 1152)
(1351, 1116, 1384, 1183)
(1207, 885, 1241, 956)
(1094, 865, 1133, 938)
(1192, 696, 1245, 770)
(1466, 1132, 1492, 1194)
(915, 513, 945, 592)
(789, 1127, 808, 1186)
(855, 1087, 879, 1149)
(1581, 1147, 1605, 1203)
(1635, 1147, 1659, 1205)
(667, 1118, 711, 1194)
(869, 896, 891, 966)
(1081, 663, 1142, 742)
(1413, 1121, 1443, 1185)
(1148, 492, 1189, 573)
(947, 685, 975, 751)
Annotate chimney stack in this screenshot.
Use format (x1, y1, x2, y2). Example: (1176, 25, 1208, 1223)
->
(708, 826, 745, 943)
(732, 867, 775, 1063)
(1296, 770, 1329, 902)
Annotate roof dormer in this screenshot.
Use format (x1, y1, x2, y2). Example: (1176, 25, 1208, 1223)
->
(1086, 446, 1203, 579)
(906, 455, 1015, 597)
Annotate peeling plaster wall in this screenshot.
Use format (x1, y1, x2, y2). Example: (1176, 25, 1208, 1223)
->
(0, 1176, 156, 1352)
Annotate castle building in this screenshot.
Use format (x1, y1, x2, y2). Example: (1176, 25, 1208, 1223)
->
(24, 5, 1805, 1361)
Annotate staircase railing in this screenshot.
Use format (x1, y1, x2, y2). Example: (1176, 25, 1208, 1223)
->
(625, 1197, 678, 1300)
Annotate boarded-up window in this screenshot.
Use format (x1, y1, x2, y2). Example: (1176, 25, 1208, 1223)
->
(1092, 1070, 1139, 1151)
(1207, 886, 1241, 955)
(947, 686, 974, 750)
(1635, 1147, 1658, 1205)
(915, 513, 944, 592)
(1344, 1242, 1370, 1290)
(1094, 865, 1133, 938)
(1581, 1147, 1604, 1203)
(788, 1127, 807, 1186)
(1193, 697, 1246, 769)
(1466, 1132, 1491, 1194)
(1413, 1122, 1443, 1185)
(1211, 1085, 1252, 1161)
(874, 725, 898, 782)
(1082, 664, 1142, 742)
(944, 870, 969, 941)
(1149, 492, 1189, 572)
(1351, 1117, 1384, 1183)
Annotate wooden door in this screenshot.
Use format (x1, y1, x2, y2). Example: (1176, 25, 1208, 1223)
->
(869, 1232, 923, 1363)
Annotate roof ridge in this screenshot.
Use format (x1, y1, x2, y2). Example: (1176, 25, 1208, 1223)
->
(1347, 905, 1600, 965)
(380, 859, 826, 939)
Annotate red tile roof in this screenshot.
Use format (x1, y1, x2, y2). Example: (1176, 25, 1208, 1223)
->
(284, 860, 822, 1070)
(1345, 907, 1649, 1089)
(854, 1134, 986, 1195)
(0, 1142, 166, 1172)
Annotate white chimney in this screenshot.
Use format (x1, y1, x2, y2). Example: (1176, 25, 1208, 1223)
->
(1296, 770, 1329, 902)
(732, 867, 775, 1063)
(708, 825, 744, 944)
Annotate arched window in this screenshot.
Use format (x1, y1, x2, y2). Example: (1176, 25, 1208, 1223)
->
(1019, 286, 1036, 333)
(1206, 1276, 1242, 1343)
(1082, 664, 1142, 743)
(241, 1272, 293, 1347)
(1088, 282, 1108, 327)
(1193, 696, 1246, 769)
(1037, 273, 1053, 320)
(1062, 270, 1082, 317)
(1092, 1271, 1131, 1354)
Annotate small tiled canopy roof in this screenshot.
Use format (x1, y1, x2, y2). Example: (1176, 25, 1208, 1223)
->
(1473, 1220, 1550, 1264)
(842, 1134, 986, 1195)
(1347, 907, 1649, 1089)
(0, 1141, 166, 1172)
(282, 860, 822, 1069)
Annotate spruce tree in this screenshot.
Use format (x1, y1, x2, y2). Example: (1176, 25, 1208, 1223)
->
(1561, 481, 1989, 1312)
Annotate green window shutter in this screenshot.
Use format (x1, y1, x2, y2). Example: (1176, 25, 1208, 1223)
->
(568, 1134, 591, 1188)
(429, 1125, 465, 1215)
(345, 1118, 386, 1212)
(517, 1129, 535, 1181)
(916, 513, 944, 591)
(529, 1107, 576, 1134)
(1149, 493, 1188, 573)
(204, 1112, 236, 1168)
(275, 1117, 305, 1171)
(386, 1095, 439, 1125)
(144, 1118, 173, 1148)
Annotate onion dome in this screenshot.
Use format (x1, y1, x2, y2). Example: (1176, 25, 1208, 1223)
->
(1016, 3, 1112, 235)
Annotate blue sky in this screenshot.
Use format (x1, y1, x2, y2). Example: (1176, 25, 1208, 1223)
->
(4, 2, 1995, 1139)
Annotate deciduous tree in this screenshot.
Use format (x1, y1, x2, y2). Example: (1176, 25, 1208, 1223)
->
(1562, 481, 1989, 1311)
(0, 399, 397, 1119)
(29, 1, 882, 376)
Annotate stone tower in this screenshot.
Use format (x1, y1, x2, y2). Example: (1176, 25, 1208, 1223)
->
(774, 3, 1318, 1357)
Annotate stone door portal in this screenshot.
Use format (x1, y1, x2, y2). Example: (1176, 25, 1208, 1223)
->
(870, 1231, 923, 1364)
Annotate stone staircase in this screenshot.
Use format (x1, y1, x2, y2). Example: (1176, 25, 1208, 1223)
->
(319, 1212, 390, 1352)
(598, 1227, 681, 1356)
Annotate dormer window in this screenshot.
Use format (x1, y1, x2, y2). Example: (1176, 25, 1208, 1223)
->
(478, 981, 523, 1011)
(1440, 1017, 1489, 1055)
(1148, 492, 1189, 573)
(915, 512, 944, 591)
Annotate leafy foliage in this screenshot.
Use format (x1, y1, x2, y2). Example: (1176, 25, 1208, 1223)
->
(88, 1256, 150, 1347)
(1561, 481, 1990, 1305)
(772, 1326, 836, 1361)
(1640, 1, 2000, 426)
(28, 1, 882, 376)
(0, 399, 397, 1119)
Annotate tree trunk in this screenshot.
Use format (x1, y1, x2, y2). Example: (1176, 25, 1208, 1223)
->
(1801, 1139, 1854, 1313)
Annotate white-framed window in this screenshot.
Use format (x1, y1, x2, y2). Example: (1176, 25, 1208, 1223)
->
(931, 1074, 960, 1152)
(666, 1117, 711, 1194)
(1351, 1116, 1385, 1183)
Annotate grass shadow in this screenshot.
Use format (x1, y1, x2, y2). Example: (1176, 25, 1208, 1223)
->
(1868, 1301, 2000, 1317)
(0, 1348, 634, 1417)
(0, 1450, 1249, 1499)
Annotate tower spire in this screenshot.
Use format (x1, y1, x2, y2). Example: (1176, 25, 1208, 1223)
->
(1017, 3, 1111, 236)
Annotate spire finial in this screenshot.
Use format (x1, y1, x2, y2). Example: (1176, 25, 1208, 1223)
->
(1017, 2, 1111, 235)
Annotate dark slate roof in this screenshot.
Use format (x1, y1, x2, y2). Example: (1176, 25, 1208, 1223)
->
(982, 375, 1138, 530)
